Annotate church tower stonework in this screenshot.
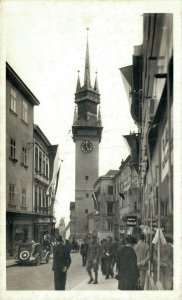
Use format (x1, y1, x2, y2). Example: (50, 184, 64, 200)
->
(72, 31, 103, 239)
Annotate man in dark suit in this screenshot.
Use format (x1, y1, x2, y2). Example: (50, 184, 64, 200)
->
(117, 235, 139, 290)
(52, 235, 71, 290)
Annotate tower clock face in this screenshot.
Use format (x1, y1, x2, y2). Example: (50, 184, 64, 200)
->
(80, 140, 93, 153)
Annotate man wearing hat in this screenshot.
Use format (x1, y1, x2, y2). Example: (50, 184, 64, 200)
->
(86, 235, 100, 284)
(52, 235, 71, 290)
(117, 235, 139, 290)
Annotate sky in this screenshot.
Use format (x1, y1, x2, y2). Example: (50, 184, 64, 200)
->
(4, 0, 144, 227)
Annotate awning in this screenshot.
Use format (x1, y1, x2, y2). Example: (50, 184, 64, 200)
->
(120, 66, 133, 108)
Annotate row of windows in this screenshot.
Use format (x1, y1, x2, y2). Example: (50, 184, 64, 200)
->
(34, 186, 49, 213)
(10, 138, 27, 166)
(10, 87, 28, 123)
(95, 186, 113, 196)
(9, 184, 27, 207)
(35, 147, 49, 178)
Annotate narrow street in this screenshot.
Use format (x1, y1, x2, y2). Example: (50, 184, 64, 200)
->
(6, 253, 88, 290)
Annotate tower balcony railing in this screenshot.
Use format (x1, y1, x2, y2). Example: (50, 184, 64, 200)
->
(73, 117, 101, 127)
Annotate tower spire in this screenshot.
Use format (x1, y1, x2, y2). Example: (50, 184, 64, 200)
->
(84, 28, 91, 88)
(94, 71, 99, 93)
(76, 70, 81, 93)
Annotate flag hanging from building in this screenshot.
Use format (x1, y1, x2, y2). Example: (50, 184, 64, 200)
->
(46, 163, 61, 197)
(46, 145, 61, 197)
(92, 192, 99, 215)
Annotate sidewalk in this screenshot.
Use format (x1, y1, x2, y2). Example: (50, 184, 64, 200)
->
(6, 258, 17, 268)
(71, 270, 118, 290)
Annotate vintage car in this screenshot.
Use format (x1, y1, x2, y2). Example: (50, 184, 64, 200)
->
(15, 242, 50, 266)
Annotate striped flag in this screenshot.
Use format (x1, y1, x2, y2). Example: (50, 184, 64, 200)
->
(92, 192, 99, 215)
(46, 145, 61, 197)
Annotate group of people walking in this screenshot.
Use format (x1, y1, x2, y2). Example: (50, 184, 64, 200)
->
(52, 233, 173, 290)
(79, 234, 149, 290)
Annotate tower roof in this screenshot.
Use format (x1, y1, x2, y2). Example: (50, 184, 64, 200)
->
(74, 29, 100, 104)
(83, 28, 91, 89)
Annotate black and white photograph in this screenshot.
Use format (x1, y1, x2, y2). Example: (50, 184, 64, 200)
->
(0, 0, 182, 299)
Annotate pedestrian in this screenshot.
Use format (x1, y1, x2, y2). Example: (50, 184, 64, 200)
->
(86, 235, 100, 284)
(104, 236, 115, 279)
(115, 238, 125, 280)
(52, 235, 71, 290)
(117, 235, 139, 290)
(80, 239, 89, 266)
(43, 234, 51, 252)
(133, 233, 149, 289)
(100, 239, 107, 275)
(112, 237, 120, 272)
(153, 234, 173, 289)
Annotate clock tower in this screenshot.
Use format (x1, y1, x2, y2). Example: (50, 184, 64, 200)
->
(72, 30, 103, 239)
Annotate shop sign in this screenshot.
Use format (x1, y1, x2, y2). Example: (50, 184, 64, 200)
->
(126, 216, 137, 227)
(37, 217, 50, 223)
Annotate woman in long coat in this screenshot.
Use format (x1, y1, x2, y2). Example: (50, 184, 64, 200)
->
(117, 236, 139, 290)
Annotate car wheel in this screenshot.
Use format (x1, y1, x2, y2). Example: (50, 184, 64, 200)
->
(35, 256, 40, 266)
(20, 251, 30, 261)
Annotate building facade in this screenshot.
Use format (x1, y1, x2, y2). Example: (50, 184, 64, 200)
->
(117, 154, 140, 239)
(6, 63, 39, 257)
(71, 33, 103, 239)
(120, 14, 173, 289)
(6, 64, 58, 257)
(33, 125, 58, 244)
(90, 170, 119, 241)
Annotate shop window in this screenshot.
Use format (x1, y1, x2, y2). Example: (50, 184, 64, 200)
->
(10, 87, 16, 113)
(22, 189, 26, 207)
(108, 185, 113, 195)
(22, 100, 28, 123)
(9, 184, 15, 204)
